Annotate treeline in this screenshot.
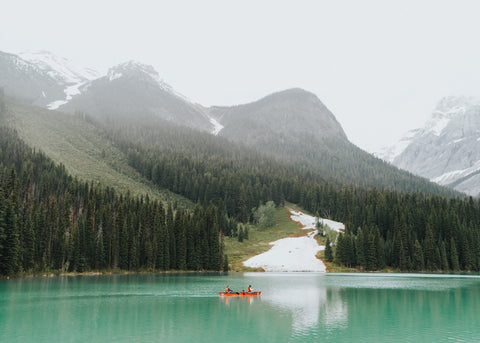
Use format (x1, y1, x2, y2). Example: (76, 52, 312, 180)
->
(96, 119, 480, 272)
(299, 186, 480, 271)
(0, 127, 224, 276)
(102, 120, 319, 224)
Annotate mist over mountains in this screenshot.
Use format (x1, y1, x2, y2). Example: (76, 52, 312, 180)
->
(0, 50, 463, 196)
(3, 48, 480, 277)
(0, 50, 97, 109)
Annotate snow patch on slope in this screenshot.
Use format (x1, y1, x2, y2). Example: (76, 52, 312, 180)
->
(431, 160, 480, 185)
(47, 82, 86, 110)
(18, 50, 99, 110)
(243, 210, 344, 272)
(209, 117, 224, 135)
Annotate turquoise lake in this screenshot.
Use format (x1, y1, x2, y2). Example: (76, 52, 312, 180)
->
(1, 273, 479, 342)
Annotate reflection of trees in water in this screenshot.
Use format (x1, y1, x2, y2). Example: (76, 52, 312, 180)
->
(342, 285, 480, 338)
(265, 286, 348, 335)
(321, 288, 348, 330)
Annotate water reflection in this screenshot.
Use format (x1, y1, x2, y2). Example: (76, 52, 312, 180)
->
(220, 294, 258, 306)
(263, 284, 347, 335)
(3, 273, 480, 343)
(237, 273, 348, 337)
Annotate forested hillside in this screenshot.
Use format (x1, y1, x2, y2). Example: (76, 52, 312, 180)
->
(3, 100, 190, 204)
(98, 119, 480, 272)
(2, 91, 477, 274)
(213, 89, 457, 196)
(0, 127, 224, 276)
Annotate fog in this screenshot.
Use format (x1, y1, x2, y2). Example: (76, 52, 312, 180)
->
(2, 0, 480, 152)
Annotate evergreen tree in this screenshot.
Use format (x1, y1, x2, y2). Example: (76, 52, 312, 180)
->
(1, 198, 19, 275)
(374, 227, 385, 269)
(238, 226, 244, 242)
(167, 204, 175, 269)
(366, 232, 377, 270)
(325, 236, 333, 262)
(423, 220, 437, 270)
(450, 238, 460, 271)
(0, 187, 5, 267)
(355, 228, 366, 268)
(174, 209, 187, 270)
(412, 240, 424, 271)
(22, 212, 35, 271)
(440, 241, 449, 271)
(223, 254, 229, 271)
(95, 227, 106, 269)
(118, 216, 129, 270)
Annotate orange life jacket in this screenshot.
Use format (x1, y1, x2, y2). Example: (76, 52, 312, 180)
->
(248, 287, 252, 292)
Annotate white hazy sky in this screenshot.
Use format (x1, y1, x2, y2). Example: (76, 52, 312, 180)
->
(2, 0, 480, 152)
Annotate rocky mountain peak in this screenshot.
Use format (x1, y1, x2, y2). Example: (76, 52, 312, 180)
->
(18, 50, 99, 84)
(106, 60, 174, 93)
(378, 95, 480, 196)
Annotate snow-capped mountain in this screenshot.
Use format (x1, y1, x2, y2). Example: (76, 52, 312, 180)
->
(377, 96, 480, 196)
(0, 50, 64, 106)
(58, 61, 214, 132)
(18, 51, 99, 110)
(18, 51, 98, 84)
(0, 49, 219, 134)
(0, 50, 99, 109)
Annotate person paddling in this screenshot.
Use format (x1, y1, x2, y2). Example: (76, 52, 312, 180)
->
(247, 285, 253, 293)
(225, 285, 233, 293)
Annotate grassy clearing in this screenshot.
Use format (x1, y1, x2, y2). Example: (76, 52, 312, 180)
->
(5, 102, 192, 206)
(224, 203, 310, 272)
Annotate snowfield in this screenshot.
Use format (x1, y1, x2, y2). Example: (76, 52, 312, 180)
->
(243, 209, 344, 272)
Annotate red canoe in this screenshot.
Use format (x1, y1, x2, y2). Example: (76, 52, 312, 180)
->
(219, 291, 261, 296)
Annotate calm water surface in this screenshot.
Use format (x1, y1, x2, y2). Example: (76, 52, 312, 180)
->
(1, 272, 479, 342)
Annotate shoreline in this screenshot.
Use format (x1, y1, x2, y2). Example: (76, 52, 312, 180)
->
(3, 268, 479, 280)
(0, 269, 228, 280)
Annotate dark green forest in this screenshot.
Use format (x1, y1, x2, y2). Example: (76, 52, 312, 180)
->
(101, 120, 480, 272)
(300, 186, 480, 271)
(0, 127, 223, 276)
(2, 102, 480, 276)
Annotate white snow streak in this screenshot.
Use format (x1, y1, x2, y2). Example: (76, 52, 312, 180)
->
(243, 210, 344, 272)
(209, 117, 224, 135)
(108, 72, 122, 81)
(47, 82, 85, 110)
(432, 160, 480, 185)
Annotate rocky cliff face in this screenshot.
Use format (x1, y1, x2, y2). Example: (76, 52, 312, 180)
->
(379, 96, 480, 196)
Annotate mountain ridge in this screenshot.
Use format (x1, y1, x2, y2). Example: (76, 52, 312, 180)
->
(0, 49, 463, 196)
(377, 96, 480, 196)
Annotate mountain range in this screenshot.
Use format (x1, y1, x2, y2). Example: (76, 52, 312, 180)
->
(0, 50, 459, 197)
(377, 96, 480, 196)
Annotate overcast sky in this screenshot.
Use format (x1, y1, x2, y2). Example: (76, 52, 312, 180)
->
(2, 0, 480, 152)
